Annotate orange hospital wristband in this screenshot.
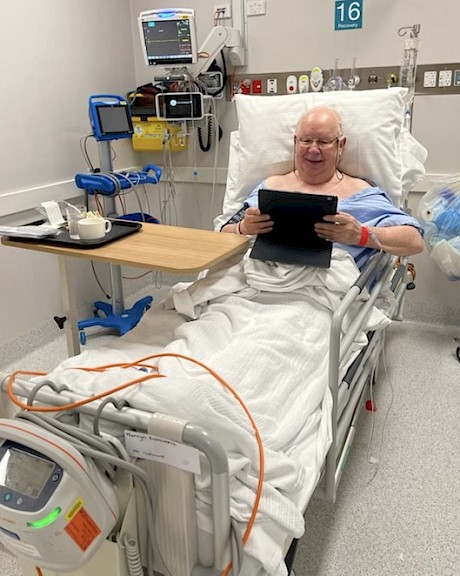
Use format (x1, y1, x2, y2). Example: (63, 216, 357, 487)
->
(358, 226, 369, 246)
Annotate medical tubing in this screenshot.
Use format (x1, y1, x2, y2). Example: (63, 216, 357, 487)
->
(26, 380, 70, 405)
(7, 353, 266, 576)
(93, 397, 130, 437)
(230, 519, 243, 575)
(6, 369, 165, 413)
(123, 533, 144, 576)
(16, 411, 120, 480)
(366, 342, 395, 486)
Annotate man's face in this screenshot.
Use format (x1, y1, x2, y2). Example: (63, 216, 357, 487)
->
(295, 112, 345, 184)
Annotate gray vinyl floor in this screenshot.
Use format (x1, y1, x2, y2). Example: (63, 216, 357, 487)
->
(0, 315, 459, 576)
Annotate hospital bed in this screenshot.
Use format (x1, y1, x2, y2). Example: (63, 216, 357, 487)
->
(0, 87, 426, 576)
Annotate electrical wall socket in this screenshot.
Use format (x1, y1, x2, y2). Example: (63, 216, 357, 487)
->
(247, 0, 266, 16)
(214, 4, 232, 20)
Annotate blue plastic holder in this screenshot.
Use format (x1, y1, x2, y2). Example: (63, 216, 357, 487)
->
(75, 164, 162, 196)
(77, 296, 153, 345)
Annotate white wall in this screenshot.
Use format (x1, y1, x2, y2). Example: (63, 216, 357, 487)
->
(1, 0, 459, 349)
(0, 0, 138, 347)
(129, 0, 460, 313)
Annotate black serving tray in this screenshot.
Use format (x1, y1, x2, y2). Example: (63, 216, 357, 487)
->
(5, 219, 142, 249)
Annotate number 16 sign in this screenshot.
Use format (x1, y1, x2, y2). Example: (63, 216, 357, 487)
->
(335, 0, 363, 30)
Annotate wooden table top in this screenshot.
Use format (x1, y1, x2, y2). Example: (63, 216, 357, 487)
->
(1, 223, 250, 274)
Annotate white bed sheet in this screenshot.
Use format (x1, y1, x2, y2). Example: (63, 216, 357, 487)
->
(40, 248, 390, 575)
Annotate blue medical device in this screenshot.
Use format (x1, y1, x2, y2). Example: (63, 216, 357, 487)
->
(88, 95, 134, 142)
(74, 94, 162, 345)
(75, 164, 162, 197)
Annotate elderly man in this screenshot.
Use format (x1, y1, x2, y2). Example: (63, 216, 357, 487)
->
(221, 106, 424, 267)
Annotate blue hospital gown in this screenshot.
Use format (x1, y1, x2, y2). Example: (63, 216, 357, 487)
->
(244, 185, 423, 269)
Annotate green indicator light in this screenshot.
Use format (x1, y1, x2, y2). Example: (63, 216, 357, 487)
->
(27, 507, 62, 529)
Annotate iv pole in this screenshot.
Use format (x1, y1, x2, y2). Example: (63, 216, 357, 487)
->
(398, 24, 421, 131)
(98, 141, 124, 316)
(76, 110, 154, 346)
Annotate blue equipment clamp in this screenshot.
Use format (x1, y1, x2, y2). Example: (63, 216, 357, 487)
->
(75, 164, 162, 196)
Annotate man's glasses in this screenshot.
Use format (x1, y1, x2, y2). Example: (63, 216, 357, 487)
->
(295, 136, 340, 149)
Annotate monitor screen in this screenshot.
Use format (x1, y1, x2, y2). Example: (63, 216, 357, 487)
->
(139, 10, 197, 66)
(96, 105, 133, 136)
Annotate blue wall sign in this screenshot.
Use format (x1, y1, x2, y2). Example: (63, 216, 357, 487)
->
(335, 0, 363, 30)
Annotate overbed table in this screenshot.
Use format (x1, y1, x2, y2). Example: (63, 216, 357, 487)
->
(1, 223, 249, 356)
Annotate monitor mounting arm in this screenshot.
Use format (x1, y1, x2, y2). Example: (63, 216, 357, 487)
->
(189, 25, 246, 78)
(189, 0, 247, 77)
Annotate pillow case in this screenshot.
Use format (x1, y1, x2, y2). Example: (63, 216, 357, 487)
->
(220, 88, 426, 224)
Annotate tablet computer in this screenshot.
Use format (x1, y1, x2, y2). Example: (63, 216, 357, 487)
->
(249, 189, 338, 267)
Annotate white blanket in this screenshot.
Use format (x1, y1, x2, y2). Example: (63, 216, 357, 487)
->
(43, 248, 390, 576)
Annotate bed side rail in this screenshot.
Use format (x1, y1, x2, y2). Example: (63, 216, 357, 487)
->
(0, 375, 231, 576)
(321, 251, 392, 502)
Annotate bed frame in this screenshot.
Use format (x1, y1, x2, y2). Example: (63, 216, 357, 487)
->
(0, 248, 411, 576)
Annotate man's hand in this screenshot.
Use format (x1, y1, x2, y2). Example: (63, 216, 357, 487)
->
(240, 207, 274, 235)
(314, 212, 362, 245)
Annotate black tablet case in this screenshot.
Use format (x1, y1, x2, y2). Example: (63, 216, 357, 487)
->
(250, 189, 338, 268)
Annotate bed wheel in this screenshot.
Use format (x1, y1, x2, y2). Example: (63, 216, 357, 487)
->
(456, 346, 460, 363)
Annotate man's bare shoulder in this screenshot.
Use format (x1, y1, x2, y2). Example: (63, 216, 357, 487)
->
(264, 173, 295, 190)
(342, 173, 376, 194)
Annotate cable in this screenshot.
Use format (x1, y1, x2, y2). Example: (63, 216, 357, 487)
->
(203, 110, 221, 221)
(363, 337, 395, 488)
(7, 352, 266, 576)
(123, 533, 144, 576)
(160, 137, 179, 226)
(91, 261, 111, 300)
(80, 134, 96, 172)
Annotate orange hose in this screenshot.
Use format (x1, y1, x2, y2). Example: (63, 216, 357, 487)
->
(7, 352, 265, 576)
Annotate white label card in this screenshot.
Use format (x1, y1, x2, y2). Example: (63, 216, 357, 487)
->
(124, 430, 201, 474)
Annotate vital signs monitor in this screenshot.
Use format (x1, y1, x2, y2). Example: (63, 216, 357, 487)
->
(138, 8, 198, 67)
(88, 94, 134, 142)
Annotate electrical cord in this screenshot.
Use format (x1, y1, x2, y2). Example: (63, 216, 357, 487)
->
(8, 352, 265, 576)
(91, 260, 111, 300)
(362, 337, 395, 489)
(80, 134, 96, 172)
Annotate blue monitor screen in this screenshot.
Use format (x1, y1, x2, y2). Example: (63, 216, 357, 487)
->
(96, 105, 133, 136)
(142, 18, 194, 65)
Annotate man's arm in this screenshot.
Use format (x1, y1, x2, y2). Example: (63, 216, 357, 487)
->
(315, 213, 424, 256)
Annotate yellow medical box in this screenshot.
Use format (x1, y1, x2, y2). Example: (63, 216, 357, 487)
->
(131, 116, 188, 152)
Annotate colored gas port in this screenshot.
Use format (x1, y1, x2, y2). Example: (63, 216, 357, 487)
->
(252, 79, 262, 94)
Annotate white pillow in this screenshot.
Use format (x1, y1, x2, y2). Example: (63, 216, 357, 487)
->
(222, 88, 426, 220)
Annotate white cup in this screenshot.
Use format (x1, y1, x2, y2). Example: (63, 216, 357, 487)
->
(77, 218, 112, 241)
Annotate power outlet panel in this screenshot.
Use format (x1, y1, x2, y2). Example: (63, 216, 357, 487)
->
(247, 0, 266, 16)
(267, 78, 277, 93)
(438, 69, 452, 87)
(423, 71, 437, 88)
(213, 4, 231, 19)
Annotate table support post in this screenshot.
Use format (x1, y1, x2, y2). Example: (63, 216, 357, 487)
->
(109, 263, 125, 315)
(58, 255, 81, 356)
